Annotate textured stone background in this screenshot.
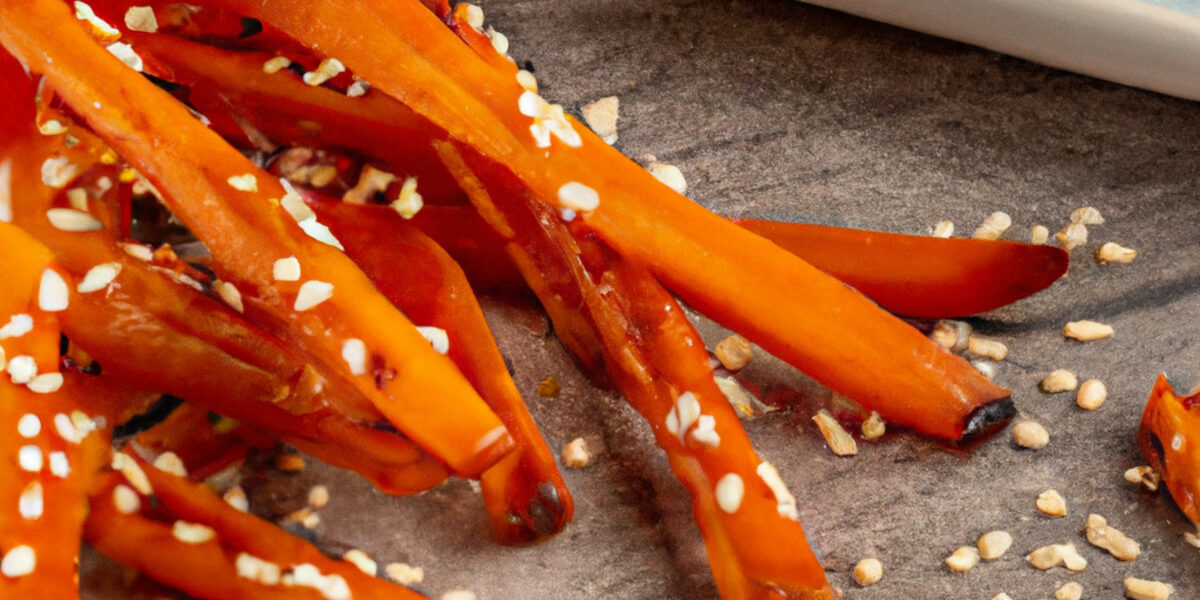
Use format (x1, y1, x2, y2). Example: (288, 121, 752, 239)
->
(83, 0, 1200, 598)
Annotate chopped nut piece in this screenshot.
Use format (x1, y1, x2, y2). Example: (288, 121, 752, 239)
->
(153, 451, 188, 477)
(1184, 528, 1200, 548)
(714, 335, 753, 371)
(536, 376, 560, 398)
(302, 57, 346, 87)
(1085, 513, 1141, 561)
(557, 181, 599, 212)
(973, 211, 1012, 240)
(931, 220, 954, 238)
(931, 319, 971, 351)
(977, 530, 1013, 560)
(262, 56, 292, 74)
(580, 96, 619, 144)
(38, 119, 66, 136)
(342, 165, 395, 204)
(124, 6, 157, 32)
(275, 453, 306, 472)
(1036, 489, 1067, 517)
(41, 155, 79, 188)
(1124, 466, 1160, 491)
(1013, 420, 1049, 449)
(1124, 576, 1172, 600)
(972, 360, 996, 379)
(1026, 543, 1087, 571)
(112, 484, 140, 515)
(1096, 241, 1137, 264)
(390, 177, 423, 219)
(1030, 224, 1050, 244)
(861, 411, 886, 440)
(945, 546, 980, 572)
(714, 375, 774, 418)
(1056, 223, 1088, 251)
(226, 174, 258, 192)
(442, 591, 477, 600)
(224, 486, 249, 512)
(1041, 369, 1079, 393)
(1070, 206, 1105, 225)
(715, 473, 744, 513)
(967, 335, 1008, 361)
(273, 256, 301, 281)
(385, 562, 424, 585)
(1064, 320, 1114, 341)
(308, 485, 330, 509)
(813, 409, 857, 456)
(294, 280, 334, 311)
(852, 557, 882, 586)
(342, 549, 377, 576)
(1056, 581, 1083, 600)
(172, 520, 216, 544)
(77, 262, 121, 293)
(1076, 378, 1107, 410)
(561, 437, 591, 468)
(236, 553, 281, 585)
(646, 162, 687, 195)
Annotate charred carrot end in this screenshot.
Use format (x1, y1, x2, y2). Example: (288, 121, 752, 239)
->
(1137, 374, 1200, 525)
(735, 219, 1069, 318)
(0, 0, 513, 477)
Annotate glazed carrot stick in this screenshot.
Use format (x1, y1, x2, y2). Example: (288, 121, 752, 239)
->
(132, 402, 266, 481)
(1138, 374, 1200, 525)
(0, 0, 514, 477)
(199, 0, 1012, 441)
(436, 143, 834, 599)
(735, 219, 1069, 318)
(85, 465, 429, 600)
(311, 197, 573, 542)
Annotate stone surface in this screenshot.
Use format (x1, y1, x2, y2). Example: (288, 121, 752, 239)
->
(83, 0, 1200, 599)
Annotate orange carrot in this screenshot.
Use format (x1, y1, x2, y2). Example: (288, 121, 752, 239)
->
(1138, 374, 1200, 525)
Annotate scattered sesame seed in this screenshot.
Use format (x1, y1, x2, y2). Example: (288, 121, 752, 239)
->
(852, 557, 882, 586)
(756, 461, 799, 520)
(77, 262, 121, 293)
(561, 437, 591, 468)
(19, 481, 43, 520)
(41, 156, 78, 189)
(442, 591, 477, 600)
(227, 174, 258, 192)
(46, 208, 103, 232)
(38, 120, 66, 136)
(153, 452, 188, 477)
(557, 181, 599, 212)
(715, 473, 744, 513)
(113, 484, 141, 515)
(224, 486, 250, 512)
(236, 553, 282, 585)
(262, 56, 292, 74)
(124, 6, 157, 32)
(341, 338, 366, 375)
(54, 413, 89, 444)
(119, 242, 154, 262)
(485, 26, 509, 55)
(111, 451, 153, 495)
(214, 281, 245, 313)
(27, 372, 64, 394)
(74, 1, 119, 38)
(172, 520, 216, 544)
(294, 280, 334, 311)
(0, 160, 9, 223)
(0, 545, 35, 577)
(1063, 320, 1113, 341)
(580, 96, 619, 145)
(302, 58, 346, 87)
(416, 326, 450, 354)
(515, 69, 538, 93)
(346, 79, 370, 98)
(273, 256, 301, 281)
(689, 414, 721, 448)
(342, 549, 377, 576)
(931, 220, 954, 238)
(973, 211, 1011, 240)
(8, 356, 38, 384)
(106, 42, 144, 72)
(385, 562, 424, 585)
(462, 3, 484, 28)
(0, 314, 34, 339)
(38, 269, 69, 312)
(647, 162, 687, 195)
(17, 414, 40, 438)
(17, 445, 42, 472)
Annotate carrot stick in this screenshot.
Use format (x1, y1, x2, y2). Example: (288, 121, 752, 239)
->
(1137, 374, 1200, 525)
(735, 219, 1069, 318)
(0, 0, 514, 477)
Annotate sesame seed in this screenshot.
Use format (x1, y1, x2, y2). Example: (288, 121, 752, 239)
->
(647, 162, 687, 195)
(416, 326, 450, 354)
(442, 590, 477, 600)
(227, 174, 258, 192)
(308, 485, 330, 509)
(214, 281, 244, 313)
(302, 58, 346, 87)
(74, 1, 119, 37)
(0, 545, 35, 577)
(40, 156, 78, 189)
(77, 262, 121, 293)
(38, 269, 69, 312)
(273, 256, 302, 281)
(262, 56, 292, 74)
(38, 120, 66, 136)
(224, 486, 250, 512)
(27, 372, 63, 394)
(557, 181, 599, 212)
(124, 6, 157, 32)
(106, 42, 143, 72)
(340, 338, 366, 375)
(119, 242, 154, 261)
(384, 563, 424, 585)
(462, 3, 484, 28)
(54, 413, 86, 444)
(294, 281, 334, 311)
(48, 452, 69, 478)
(153, 452, 188, 477)
(17, 414, 40, 438)
(518, 91, 549, 118)
(46, 208, 102, 232)
(580, 96, 619, 145)
(715, 473, 744, 513)
(486, 26, 509, 55)
(65, 187, 88, 211)
(8, 356, 38, 384)
(756, 461, 799, 520)
(515, 69, 538, 93)
(112, 484, 141, 514)
(689, 414, 720, 448)
(19, 482, 43, 520)
(346, 80, 370, 97)
(0, 160, 9, 223)
(18, 445, 42, 472)
(172, 520, 216, 544)
(236, 553, 281, 585)
(973, 211, 1011, 240)
(111, 452, 153, 495)
(342, 549, 377, 576)
(0, 314, 33, 339)
(931, 220, 954, 237)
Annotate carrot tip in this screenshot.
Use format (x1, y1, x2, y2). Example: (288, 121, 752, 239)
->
(961, 396, 1016, 442)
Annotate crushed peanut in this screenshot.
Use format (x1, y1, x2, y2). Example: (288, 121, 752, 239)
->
(931, 319, 971, 351)
(1096, 241, 1137, 264)
(343, 165, 395, 204)
(931, 220, 954, 238)
(1064, 320, 1114, 341)
(973, 211, 1012, 240)
(580, 96, 619, 145)
(1012, 420, 1049, 449)
(1036, 489, 1067, 517)
(1055, 581, 1083, 600)
(385, 563, 424, 585)
(153, 451, 188, 477)
(1026, 543, 1087, 571)
(390, 177, 423, 219)
(945, 546, 980, 572)
(861, 411, 886, 440)
(1056, 223, 1088, 251)
(715, 375, 773, 418)
(226, 174, 258, 192)
(813, 409, 857, 456)
(992, 594, 1014, 600)
(646, 162, 687, 195)
(967, 335, 1008, 361)
(1085, 513, 1140, 561)
(1184, 527, 1200, 548)
(1070, 206, 1104, 225)
(1124, 466, 1160, 492)
(308, 485, 330, 509)
(236, 553, 281, 585)
(1124, 576, 1172, 600)
(1075, 378, 1107, 410)
(275, 453, 306, 472)
(172, 520, 216, 544)
(1030, 224, 1049, 244)
(536, 376, 560, 398)
(262, 56, 292, 74)
(977, 530, 1013, 560)
(852, 557, 882, 586)
(302, 57, 346, 87)
(561, 437, 591, 468)
(714, 335, 753, 371)
(342, 549, 377, 576)
(1041, 369, 1079, 393)
(124, 6, 157, 32)
(441, 591, 477, 600)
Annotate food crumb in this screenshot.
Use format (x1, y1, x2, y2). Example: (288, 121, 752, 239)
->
(1084, 513, 1141, 561)
(813, 409, 858, 456)
(1055, 581, 1083, 600)
(1124, 465, 1160, 491)
(385, 562, 424, 585)
(714, 335, 753, 371)
(1026, 543, 1087, 571)
(1075, 378, 1107, 410)
(931, 319, 971, 351)
(944, 546, 980, 573)
(1064, 320, 1114, 342)
(977, 530, 1013, 560)
(1012, 420, 1049, 449)
(967, 335, 1008, 361)
(931, 220, 954, 238)
(647, 161, 687, 195)
(1056, 223, 1088, 252)
(580, 96, 619, 144)
(275, 453, 306, 472)
(536, 376, 560, 398)
(308, 485, 330, 509)
(124, 6, 157, 32)
(1124, 576, 1172, 600)
(973, 211, 1012, 240)
(1070, 206, 1105, 225)
(861, 411, 885, 440)
(1040, 369, 1079, 393)
(852, 557, 882, 586)
(1036, 489, 1067, 517)
(441, 591, 477, 600)
(991, 594, 1014, 600)
(1030, 224, 1050, 244)
(561, 437, 591, 468)
(1096, 241, 1137, 264)
(342, 549, 377, 576)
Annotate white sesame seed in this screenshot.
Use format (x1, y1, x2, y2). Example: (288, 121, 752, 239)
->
(647, 162, 687, 195)
(54, 413, 85, 444)
(518, 91, 549, 118)
(19, 482, 43, 520)
(214, 281, 245, 313)
(931, 220, 954, 238)
(346, 79, 370, 97)
(37, 120, 66, 136)
(124, 6, 158, 32)
(442, 590, 477, 600)
(416, 326, 450, 354)
(111, 451, 153, 495)
(580, 96, 619, 145)
(227, 174, 258, 192)
(273, 256, 302, 281)
(65, 187, 88, 211)
(39, 269, 70, 311)
(342, 549, 377, 576)
(0, 347, 5, 374)
(462, 3, 484, 28)
(515, 69, 538, 93)
(119, 242, 154, 262)
(756, 461, 799, 520)
(1172, 433, 1185, 451)
(41, 156, 78, 188)
(338, 338, 367, 375)
(18, 445, 42, 472)
(153, 451, 188, 477)
(384, 563, 424, 585)
(0, 545, 36, 577)
(486, 26, 509, 55)
(106, 42, 143, 72)
(689, 414, 720, 448)
(8, 356, 37, 384)
(27, 372, 63, 394)
(224, 486, 249, 512)
(236, 553, 281, 585)
(112, 484, 141, 514)
(302, 58, 346, 87)
(77, 262, 121, 293)
(17, 414, 40, 438)
(74, 1, 119, 36)
(0, 314, 33, 339)
(48, 451, 70, 478)
(294, 281, 334, 311)
(557, 181, 599, 212)
(715, 473, 744, 513)
(262, 56, 291, 74)
(172, 520, 216, 544)
(46, 208, 102, 232)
